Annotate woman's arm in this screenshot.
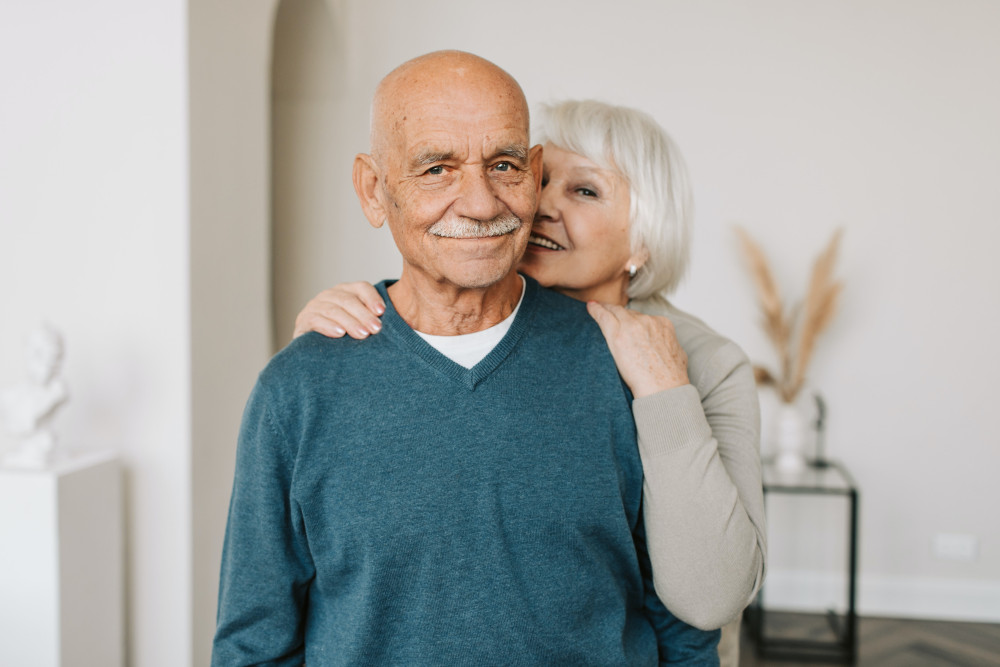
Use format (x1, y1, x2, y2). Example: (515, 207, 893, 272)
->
(588, 302, 766, 631)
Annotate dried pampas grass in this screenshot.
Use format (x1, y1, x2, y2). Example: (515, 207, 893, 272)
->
(736, 227, 843, 403)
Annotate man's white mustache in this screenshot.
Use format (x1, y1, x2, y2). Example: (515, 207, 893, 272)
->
(428, 214, 522, 239)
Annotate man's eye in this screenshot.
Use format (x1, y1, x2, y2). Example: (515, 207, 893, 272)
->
(494, 162, 514, 172)
(426, 165, 445, 176)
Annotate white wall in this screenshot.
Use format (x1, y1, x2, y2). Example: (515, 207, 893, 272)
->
(0, 1, 191, 665)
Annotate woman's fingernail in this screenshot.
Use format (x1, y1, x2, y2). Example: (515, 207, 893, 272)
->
(332, 326, 346, 336)
(369, 322, 381, 333)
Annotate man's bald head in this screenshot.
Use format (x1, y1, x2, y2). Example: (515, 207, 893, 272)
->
(370, 50, 530, 164)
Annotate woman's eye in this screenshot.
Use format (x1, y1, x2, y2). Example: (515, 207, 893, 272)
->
(576, 187, 598, 198)
(426, 165, 445, 176)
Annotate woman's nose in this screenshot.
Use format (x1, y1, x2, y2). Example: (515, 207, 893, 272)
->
(535, 183, 558, 222)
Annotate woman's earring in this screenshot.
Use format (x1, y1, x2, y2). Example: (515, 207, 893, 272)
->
(628, 264, 638, 279)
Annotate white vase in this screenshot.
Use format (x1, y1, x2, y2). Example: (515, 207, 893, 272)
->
(774, 402, 808, 473)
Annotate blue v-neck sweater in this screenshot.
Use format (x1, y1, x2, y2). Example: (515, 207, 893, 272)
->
(213, 276, 719, 666)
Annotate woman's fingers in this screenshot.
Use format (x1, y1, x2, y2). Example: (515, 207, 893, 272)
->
(330, 295, 383, 337)
(294, 312, 347, 339)
(587, 301, 689, 398)
(343, 281, 386, 317)
(293, 283, 385, 340)
(586, 301, 630, 336)
(323, 305, 379, 340)
(586, 301, 618, 334)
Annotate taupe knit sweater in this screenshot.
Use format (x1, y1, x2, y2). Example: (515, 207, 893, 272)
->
(630, 294, 767, 630)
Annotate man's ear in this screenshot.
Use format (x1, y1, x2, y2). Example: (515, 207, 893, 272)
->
(353, 153, 387, 228)
(528, 143, 544, 196)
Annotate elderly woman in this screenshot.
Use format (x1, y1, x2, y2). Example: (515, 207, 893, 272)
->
(294, 100, 766, 665)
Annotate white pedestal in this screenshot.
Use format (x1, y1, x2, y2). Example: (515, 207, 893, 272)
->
(0, 452, 123, 667)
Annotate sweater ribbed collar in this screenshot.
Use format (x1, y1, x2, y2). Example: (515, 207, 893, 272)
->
(375, 274, 541, 390)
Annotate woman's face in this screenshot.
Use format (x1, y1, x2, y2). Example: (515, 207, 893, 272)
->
(518, 143, 636, 305)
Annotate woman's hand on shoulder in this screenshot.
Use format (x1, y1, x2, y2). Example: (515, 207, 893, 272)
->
(586, 302, 690, 399)
(293, 282, 385, 340)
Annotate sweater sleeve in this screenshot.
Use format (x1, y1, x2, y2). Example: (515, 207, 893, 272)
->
(212, 380, 315, 667)
(633, 342, 767, 630)
(635, 514, 722, 666)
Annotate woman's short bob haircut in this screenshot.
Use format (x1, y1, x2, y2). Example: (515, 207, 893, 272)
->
(534, 100, 693, 301)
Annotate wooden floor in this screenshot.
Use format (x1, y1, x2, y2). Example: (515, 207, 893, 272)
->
(739, 612, 1000, 666)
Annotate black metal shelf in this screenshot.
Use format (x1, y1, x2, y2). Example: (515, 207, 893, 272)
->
(747, 458, 859, 664)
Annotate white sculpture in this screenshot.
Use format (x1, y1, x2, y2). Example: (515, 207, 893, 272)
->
(0, 325, 69, 469)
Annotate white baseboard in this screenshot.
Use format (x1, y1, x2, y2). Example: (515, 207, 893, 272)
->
(761, 570, 1000, 623)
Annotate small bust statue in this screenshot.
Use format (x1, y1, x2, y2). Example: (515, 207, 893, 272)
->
(0, 325, 69, 468)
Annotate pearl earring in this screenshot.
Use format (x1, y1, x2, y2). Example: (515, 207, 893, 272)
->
(628, 264, 638, 279)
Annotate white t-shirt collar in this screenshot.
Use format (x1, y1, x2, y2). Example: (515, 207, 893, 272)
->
(415, 276, 526, 369)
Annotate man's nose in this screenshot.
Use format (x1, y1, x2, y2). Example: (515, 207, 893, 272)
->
(454, 167, 505, 221)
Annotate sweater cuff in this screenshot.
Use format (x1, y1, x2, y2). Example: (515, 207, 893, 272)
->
(633, 384, 713, 457)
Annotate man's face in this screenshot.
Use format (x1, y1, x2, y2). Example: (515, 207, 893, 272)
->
(374, 82, 542, 290)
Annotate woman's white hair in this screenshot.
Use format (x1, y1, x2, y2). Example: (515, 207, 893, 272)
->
(535, 100, 693, 300)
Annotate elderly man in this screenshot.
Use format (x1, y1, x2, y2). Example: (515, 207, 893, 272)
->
(212, 51, 718, 665)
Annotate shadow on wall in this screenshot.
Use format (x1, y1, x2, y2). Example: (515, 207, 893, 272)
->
(270, 0, 346, 352)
